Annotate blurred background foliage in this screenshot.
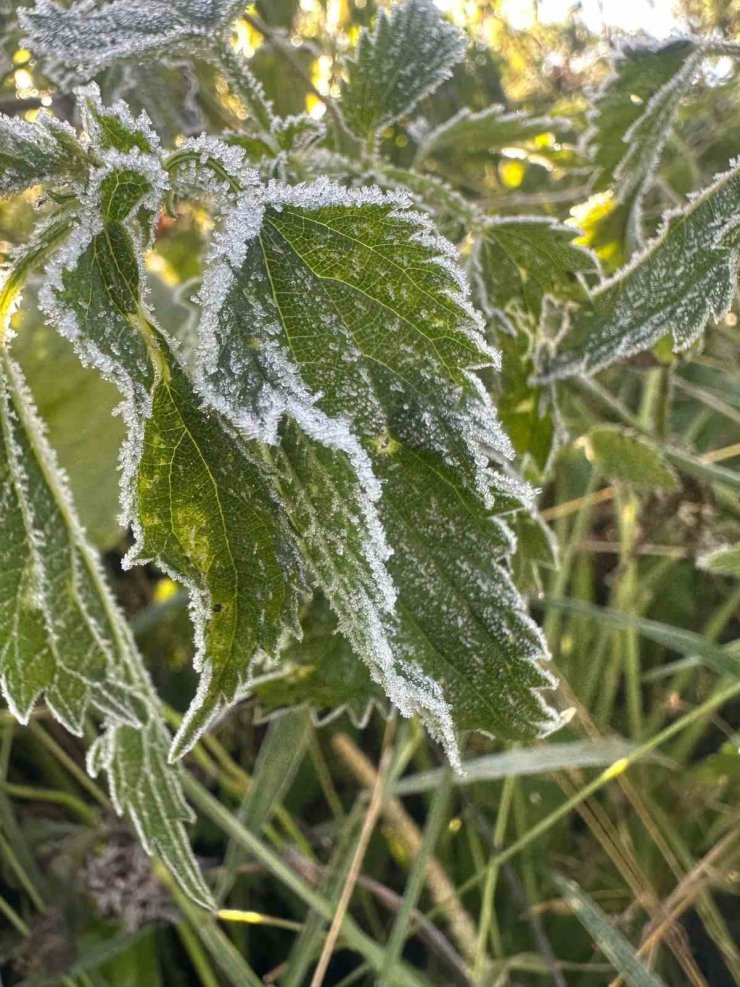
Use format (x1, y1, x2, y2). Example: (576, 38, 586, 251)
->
(0, 0, 740, 984)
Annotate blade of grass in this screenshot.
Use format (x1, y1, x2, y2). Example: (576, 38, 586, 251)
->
(380, 769, 452, 982)
(394, 739, 644, 796)
(536, 596, 740, 679)
(216, 709, 311, 903)
(311, 716, 396, 987)
(552, 873, 665, 986)
(181, 772, 429, 986)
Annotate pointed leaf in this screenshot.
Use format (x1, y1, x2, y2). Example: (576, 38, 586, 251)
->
(129, 343, 306, 759)
(373, 442, 560, 757)
(587, 38, 703, 197)
(541, 160, 740, 380)
(0, 349, 212, 908)
(470, 216, 598, 324)
(0, 111, 86, 198)
(341, 0, 466, 137)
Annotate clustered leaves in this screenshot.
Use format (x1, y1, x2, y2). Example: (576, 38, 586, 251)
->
(0, 0, 737, 908)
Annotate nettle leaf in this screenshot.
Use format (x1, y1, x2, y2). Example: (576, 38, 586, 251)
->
(38, 111, 168, 400)
(0, 349, 212, 909)
(0, 350, 136, 731)
(416, 104, 569, 165)
(580, 426, 678, 490)
(372, 443, 559, 746)
(129, 342, 306, 759)
(341, 0, 466, 138)
(587, 39, 703, 198)
(541, 159, 740, 380)
(470, 217, 598, 325)
(193, 168, 561, 763)
(20, 0, 244, 78)
(0, 112, 86, 198)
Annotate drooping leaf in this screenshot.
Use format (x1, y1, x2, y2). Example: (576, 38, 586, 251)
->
(372, 441, 560, 751)
(128, 342, 306, 759)
(0, 111, 86, 198)
(416, 104, 569, 165)
(699, 544, 740, 578)
(541, 159, 740, 380)
(192, 168, 560, 763)
(581, 426, 678, 490)
(0, 348, 212, 909)
(341, 0, 466, 137)
(470, 216, 598, 324)
(21, 0, 245, 79)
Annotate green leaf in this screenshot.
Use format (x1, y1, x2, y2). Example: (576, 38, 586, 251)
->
(495, 327, 557, 475)
(470, 217, 598, 324)
(0, 349, 136, 732)
(552, 873, 666, 987)
(541, 160, 740, 380)
(699, 544, 740, 578)
(580, 426, 678, 490)
(416, 104, 568, 165)
(341, 0, 466, 137)
(0, 111, 86, 198)
(587, 39, 702, 198)
(194, 171, 561, 764)
(510, 510, 558, 594)
(0, 348, 212, 909)
(373, 442, 560, 753)
(21, 0, 245, 79)
(253, 594, 383, 728)
(129, 343, 306, 760)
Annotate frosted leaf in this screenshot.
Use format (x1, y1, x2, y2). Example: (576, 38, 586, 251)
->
(125, 341, 307, 761)
(1, 215, 77, 343)
(0, 349, 212, 909)
(38, 103, 169, 402)
(0, 111, 87, 198)
(193, 166, 559, 761)
(541, 159, 740, 380)
(20, 0, 246, 79)
(197, 177, 513, 507)
(584, 38, 706, 244)
(341, 0, 466, 137)
(587, 38, 704, 197)
(415, 104, 570, 165)
(372, 441, 563, 750)
(469, 216, 599, 326)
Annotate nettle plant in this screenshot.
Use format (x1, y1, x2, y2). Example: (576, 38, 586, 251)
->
(0, 0, 738, 907)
